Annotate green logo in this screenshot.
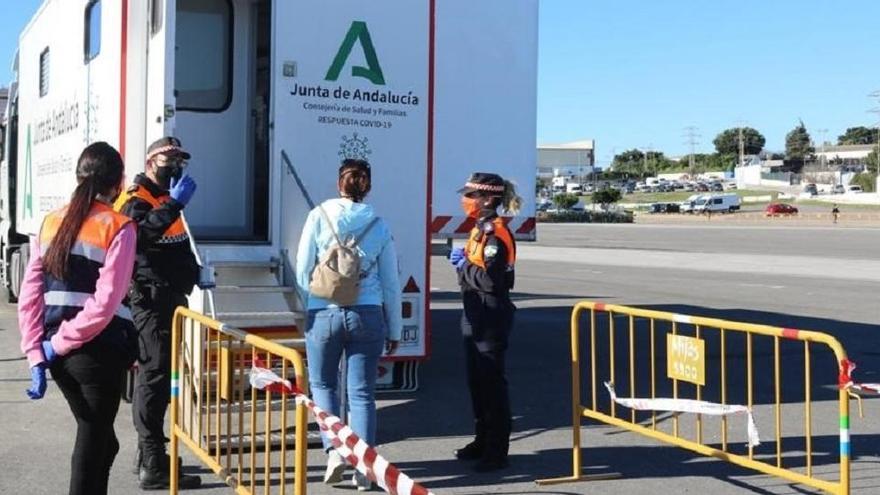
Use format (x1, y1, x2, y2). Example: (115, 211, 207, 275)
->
(325, 21, 385, 85)
(23, 125, 33, 220)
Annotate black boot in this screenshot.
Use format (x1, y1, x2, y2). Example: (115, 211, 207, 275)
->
(454, 441, 484, 461)
(133, 446, 182, 476)
(139, 453, 201, 490)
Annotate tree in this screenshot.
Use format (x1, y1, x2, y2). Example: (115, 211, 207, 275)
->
(552, 193, 579, 210)
(592, 187, 622, 209)
(785, 120, 814, 160)
(867, 149, 879, 174)
(838, 126, 879, 146)
(713, 127, 766, 156)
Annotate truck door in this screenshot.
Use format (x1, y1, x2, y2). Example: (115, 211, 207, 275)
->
(273, 0, 433, 362)
(145, 0, 177, 142)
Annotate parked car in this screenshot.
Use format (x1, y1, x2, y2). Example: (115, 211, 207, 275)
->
(710, 182, 724, 192)
(831, 184, 846, 194)
(695, 183, 710, 192)
(847, 185, 864, 194)
(649, 202, 681, 214)
(765, 203, 798, 216)
(682, 183, 695, 192)
(803, 183, 818, 196)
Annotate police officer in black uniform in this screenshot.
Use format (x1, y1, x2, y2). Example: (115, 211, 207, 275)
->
(449, 172, 522, 472)
(114, 137, 201, 490)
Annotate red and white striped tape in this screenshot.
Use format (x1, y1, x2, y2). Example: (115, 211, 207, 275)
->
(838, 359, 880, 395)
(248, 361, 436, 495)
(431, 215, 536, 237)
(604, 382, 761, 447)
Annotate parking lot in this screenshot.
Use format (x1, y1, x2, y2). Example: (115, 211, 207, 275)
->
(2, 223, 879, 494)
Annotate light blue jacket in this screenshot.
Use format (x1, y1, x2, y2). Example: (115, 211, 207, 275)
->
(295, 198, 402, 341)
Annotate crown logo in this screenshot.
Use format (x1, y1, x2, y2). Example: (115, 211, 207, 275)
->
(338, 133, 372, 161)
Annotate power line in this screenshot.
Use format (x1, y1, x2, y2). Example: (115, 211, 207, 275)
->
(683, 126, 700, 178)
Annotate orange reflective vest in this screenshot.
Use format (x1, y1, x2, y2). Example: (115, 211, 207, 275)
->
(465, 217, 516, 270)
(114, 184, 189, 244)
(39, 202, 135, 336)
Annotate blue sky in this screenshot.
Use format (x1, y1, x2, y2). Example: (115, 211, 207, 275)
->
(3, 1, 878, 166)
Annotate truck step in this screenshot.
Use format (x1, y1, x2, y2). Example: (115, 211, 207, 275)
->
(216, 311, 303, 329)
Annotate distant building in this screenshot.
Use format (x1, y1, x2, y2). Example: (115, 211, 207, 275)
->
(0, 87, 7, 122)
(537, 139, 595, 179)
(814, 144, 874, 166)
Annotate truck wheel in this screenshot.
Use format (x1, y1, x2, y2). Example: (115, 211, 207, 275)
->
(9, 243, 28, 302)
(728, 206, 735, 213)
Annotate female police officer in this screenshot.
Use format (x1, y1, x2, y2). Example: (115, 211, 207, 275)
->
(449, 172, 522, 472)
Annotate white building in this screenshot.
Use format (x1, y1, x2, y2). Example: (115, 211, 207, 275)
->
(814, 144, 875, 166)
(537, 139, 595, 179)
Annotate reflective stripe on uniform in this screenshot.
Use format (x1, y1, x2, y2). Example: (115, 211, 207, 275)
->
(43, 291, 134, 321)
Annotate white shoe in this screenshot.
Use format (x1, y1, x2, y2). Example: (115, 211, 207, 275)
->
(353, 472, 373, 492)
(323, 451, 346, 484)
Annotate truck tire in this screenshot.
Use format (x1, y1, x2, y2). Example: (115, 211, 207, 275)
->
(9, 243, 28, 302)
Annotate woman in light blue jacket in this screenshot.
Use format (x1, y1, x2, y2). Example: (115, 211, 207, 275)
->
(295, 159, 401, 491)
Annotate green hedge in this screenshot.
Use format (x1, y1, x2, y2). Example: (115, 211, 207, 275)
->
(850, 173, 877, 193)
(537, 210, 634, 223)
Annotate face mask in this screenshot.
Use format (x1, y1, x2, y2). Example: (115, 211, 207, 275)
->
(461, 196, 482, 218)
(154, 164, 183, 189)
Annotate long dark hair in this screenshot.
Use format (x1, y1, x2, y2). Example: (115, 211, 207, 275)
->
(338, 159, 371, 202)
(43, 142, 124, 280)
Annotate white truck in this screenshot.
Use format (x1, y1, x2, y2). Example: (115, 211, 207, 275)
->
(692, 193, 741, 214)
(0, 0, 538, 390)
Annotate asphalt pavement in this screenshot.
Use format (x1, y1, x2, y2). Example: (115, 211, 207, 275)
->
(1, 222, 879, 494)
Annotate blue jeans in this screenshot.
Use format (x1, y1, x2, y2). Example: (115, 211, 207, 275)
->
(306, 305, 386, 450)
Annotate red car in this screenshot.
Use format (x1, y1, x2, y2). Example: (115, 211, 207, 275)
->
(765, 203, 798, 216)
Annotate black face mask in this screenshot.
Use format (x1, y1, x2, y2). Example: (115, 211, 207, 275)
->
(155, 165, 183, 189)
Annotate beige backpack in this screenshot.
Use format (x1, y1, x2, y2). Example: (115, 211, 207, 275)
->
(308, 205, 381, 306)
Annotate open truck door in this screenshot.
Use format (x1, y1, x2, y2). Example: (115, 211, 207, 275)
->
(273, 0, 433, 389)
(144, 0, 177, 144)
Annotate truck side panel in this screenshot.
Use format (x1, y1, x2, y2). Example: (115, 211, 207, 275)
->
(16, 0, 124, 236)
(432, 0, 538, 240)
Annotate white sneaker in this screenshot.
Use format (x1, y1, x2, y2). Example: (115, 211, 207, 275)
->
(323, 451, 346, 484)
(353, 472, 373, 492)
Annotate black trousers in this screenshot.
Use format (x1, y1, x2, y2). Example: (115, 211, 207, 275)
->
(130, 287, 187, 458)
(461, 304, 514, 459)
(50, 345, 127, 495)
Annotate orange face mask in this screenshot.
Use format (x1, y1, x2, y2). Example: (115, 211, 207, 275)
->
(461, 196, 482, 218)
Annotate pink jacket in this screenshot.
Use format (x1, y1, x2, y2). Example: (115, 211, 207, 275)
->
(18, 222, 137, 367)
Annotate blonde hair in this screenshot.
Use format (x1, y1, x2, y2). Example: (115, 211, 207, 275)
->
(500, 180, 522, 215)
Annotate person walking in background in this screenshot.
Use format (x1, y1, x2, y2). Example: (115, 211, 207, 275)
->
(450, 172, 522, 472)
(296, 159, 401, 491)
(18, 142, 138, 495)
(114, 137, 201, 490)
(832, 204, 840, 224)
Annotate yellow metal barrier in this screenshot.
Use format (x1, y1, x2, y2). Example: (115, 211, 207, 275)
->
(537, 301, 853, 494)
(170, 307, 309, 494)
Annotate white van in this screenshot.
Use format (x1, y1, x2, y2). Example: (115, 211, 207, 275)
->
(680, 194, 706, 214)
(693, 193, 741, 213)
(566, 182, 583, 194)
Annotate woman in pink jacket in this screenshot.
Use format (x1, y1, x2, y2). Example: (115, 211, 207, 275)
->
(18, 142, 138, 495)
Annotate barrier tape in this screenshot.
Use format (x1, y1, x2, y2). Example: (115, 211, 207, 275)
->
(248, 361, 436, 495)
(604, 382, 761, 447)
(839, 359, 880, 395)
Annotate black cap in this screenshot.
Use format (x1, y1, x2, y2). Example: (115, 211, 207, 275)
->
(458, 172, 505, 195)
(146, 136, 191, 160)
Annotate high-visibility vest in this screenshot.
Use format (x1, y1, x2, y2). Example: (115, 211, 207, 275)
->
(465, 217, 516, 270)
(39, 202, 135, 340)
(114, 184, 189, 244)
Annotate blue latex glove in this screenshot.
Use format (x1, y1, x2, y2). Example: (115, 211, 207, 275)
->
(454, 256, 467, 272)
(449, 247, 465, 266)
(41, 340, 57, 364)
(26, 365, 47, 400)
(169, 174, 197, 206)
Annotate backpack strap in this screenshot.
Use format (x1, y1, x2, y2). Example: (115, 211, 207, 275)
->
(316, 204, 345, 248)
(353, 217, 381, 247)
